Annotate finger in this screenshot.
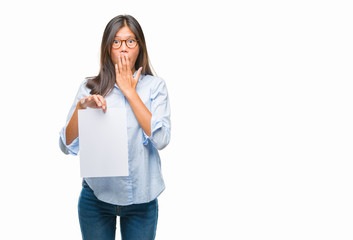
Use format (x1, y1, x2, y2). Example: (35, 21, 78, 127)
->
(96, 95, 106, 106)
(92, 95, 102, 108)
(79, 97, 86, 109)
(125, 54, 130, 73)
(126, 54, 132, 72)
(84, 96, 92, 107)
(134, 67, 143, 82)
(97, 95, 107, 112)
(121, 54, 128, 73)
(115, 63, 119, 75)
(117, 55, 123, 74)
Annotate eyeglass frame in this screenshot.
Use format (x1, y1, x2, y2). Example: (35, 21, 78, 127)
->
(112, 38, 139, 49)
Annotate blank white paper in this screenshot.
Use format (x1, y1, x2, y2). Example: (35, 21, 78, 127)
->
(78, 108, 129, 177)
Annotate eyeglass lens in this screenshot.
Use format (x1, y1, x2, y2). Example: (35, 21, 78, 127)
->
(113, 38, 137, 49)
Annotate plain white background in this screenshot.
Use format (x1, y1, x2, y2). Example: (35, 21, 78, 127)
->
(1, 0, 352, 239)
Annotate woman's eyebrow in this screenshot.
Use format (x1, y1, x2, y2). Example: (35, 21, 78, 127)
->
(115, 35, 135, 38)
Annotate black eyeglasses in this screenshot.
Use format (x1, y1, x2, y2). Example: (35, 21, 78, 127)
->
(112, 38, 139, 49)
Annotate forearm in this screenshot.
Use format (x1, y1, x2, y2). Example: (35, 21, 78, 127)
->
(125, 89, 152, 136)
(65, 103, 82, 145)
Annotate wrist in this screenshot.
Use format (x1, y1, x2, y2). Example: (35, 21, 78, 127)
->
(122, 88, 136, 98)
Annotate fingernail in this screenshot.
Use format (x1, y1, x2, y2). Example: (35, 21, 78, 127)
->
(98, 102, 101, 106)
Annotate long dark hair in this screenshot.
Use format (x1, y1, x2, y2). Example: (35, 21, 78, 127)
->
(86, 15, 153, 97)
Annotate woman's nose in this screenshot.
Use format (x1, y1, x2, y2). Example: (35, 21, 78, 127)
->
(120, 41, 128, 51)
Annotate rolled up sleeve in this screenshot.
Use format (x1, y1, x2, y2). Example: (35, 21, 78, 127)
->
(143, 78, 171, 150)
(59, 127, 80, 155)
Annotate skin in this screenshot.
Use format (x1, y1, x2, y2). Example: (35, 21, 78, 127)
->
(65, 26, 152, 145)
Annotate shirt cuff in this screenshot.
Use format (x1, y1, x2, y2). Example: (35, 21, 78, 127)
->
(143, 121, 163, 145)
(142, 119, 170, 150)
(59, 128, 79, 156)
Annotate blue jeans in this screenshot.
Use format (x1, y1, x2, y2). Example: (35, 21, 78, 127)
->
(78, 181, 158, 240)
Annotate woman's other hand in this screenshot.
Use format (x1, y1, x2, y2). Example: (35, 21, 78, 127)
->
(115, 53, 142, 96)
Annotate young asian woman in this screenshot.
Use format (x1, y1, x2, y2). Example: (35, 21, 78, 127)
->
(59, 14, 171, 240)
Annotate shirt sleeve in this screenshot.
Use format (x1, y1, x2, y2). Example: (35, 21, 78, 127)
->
(142, 78, 171, 150)
(59, 80, 89, 155)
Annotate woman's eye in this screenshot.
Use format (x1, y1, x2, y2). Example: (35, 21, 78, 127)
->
(114, 40, 120, 44)
(128, 39, 136, 44)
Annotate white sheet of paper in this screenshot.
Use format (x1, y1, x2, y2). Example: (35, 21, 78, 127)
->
(78, 108, 129, 177)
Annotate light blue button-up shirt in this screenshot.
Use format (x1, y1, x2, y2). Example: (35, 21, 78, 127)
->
(59, 73, 171, 206)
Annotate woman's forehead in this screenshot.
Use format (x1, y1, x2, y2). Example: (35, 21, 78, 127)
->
(115, 26, 135, 38)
